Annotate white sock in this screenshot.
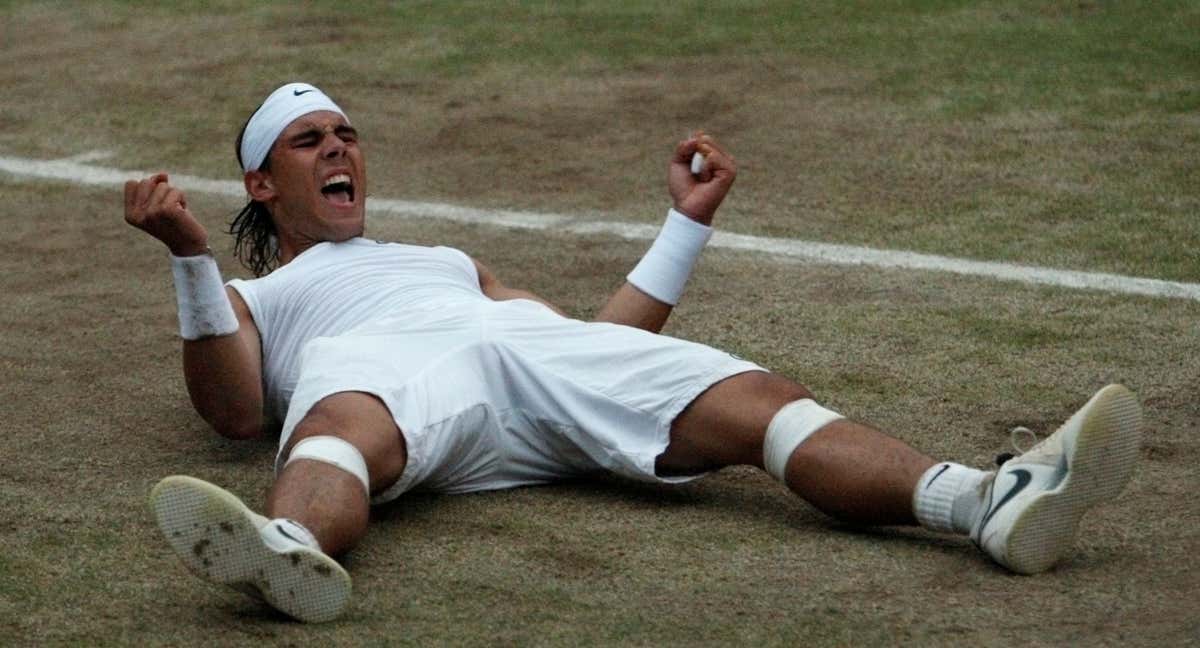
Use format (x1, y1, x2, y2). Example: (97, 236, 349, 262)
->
(913, 462, 991, 534)
(262, 518, 322, 552)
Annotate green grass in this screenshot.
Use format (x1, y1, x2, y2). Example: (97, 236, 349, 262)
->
(2, 5, 1199, 642)
(250, 1, 1200, 121)
(2, 176, 1198, 645)
(3, 0, 1197, 281)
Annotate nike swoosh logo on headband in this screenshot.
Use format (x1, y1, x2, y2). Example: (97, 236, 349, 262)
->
(293, 89, 314, 96)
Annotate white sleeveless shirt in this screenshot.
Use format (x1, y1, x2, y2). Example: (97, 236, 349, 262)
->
(227, 238, 484, 421)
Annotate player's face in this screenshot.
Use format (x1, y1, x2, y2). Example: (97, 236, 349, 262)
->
(262, 111, 367, 249)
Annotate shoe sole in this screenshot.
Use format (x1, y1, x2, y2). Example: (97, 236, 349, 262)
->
(149, 475, 352, 623)
(1002, 384, 1142, 574)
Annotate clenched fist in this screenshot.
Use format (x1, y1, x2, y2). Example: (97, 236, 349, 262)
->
(668, 132, 737, 226)
(124, 173, 210, 257)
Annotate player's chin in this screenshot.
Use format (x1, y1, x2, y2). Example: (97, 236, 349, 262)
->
(329, 224, 365, 242)
(321, 215, 365, 242)
(320, 203, 364, 226)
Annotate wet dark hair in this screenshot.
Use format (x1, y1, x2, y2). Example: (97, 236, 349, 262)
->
(229, 116, 279, 277)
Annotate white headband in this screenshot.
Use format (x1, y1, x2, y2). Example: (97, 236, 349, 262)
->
(239, 82, 348, 172)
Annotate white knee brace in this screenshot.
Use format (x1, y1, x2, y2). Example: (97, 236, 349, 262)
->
(285, 436, 371, 497)
(763, 399, 844, 482)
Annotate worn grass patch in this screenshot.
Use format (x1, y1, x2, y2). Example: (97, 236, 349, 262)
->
(1, 1, 1197, 280)
(2, 177, 1196, 645)
(2, 1, 1198, 645)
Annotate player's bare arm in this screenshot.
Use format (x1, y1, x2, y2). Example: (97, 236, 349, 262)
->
(473, 257, 567, 316)
(474, 133, 737, 334)
(181, 288, 266, 440)
(594, 132, 737, 332)
(124, 174, 267, 440)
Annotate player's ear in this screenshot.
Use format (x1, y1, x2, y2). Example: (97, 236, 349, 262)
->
(244, 170, 276, 202)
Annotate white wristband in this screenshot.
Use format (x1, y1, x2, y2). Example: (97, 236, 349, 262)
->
(626, 209, 713, 305)
(170, 251, 239, 340)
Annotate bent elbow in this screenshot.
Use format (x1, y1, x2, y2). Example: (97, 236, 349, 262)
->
(191, 393, 265, 441)
(211, 417, 264, 441)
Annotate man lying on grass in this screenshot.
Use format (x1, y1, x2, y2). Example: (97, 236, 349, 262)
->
(125, 82, 1143, 623)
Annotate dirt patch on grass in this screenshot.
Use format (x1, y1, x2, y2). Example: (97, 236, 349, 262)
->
(2, 175, 1196, 644)
(3, 2, 1199, 645)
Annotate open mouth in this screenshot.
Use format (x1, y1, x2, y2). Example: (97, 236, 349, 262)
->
(320, 173, 355, 206)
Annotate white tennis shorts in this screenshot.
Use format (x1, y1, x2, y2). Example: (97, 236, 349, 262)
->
(276, 299, 764, 503)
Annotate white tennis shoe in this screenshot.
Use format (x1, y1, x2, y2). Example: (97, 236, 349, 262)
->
(149, 475, 352, 623)
(972, 384, 1142, 574)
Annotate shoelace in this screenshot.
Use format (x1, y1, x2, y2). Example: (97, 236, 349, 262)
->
(977, 426, 1041, 468)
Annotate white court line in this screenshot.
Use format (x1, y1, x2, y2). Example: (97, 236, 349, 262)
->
(3, 152, 1199, 303)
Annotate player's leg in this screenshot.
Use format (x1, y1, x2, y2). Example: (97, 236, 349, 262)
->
(269, 390, 407, 555)
(659, 371, 936, 526)
(150, 391, 406, 622)
(660, 373, 1142, 573)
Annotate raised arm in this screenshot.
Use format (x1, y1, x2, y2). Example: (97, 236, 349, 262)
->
(594, 132, 736, 332)
(124, 173, 266, 440)
(474, 133, 736, 333)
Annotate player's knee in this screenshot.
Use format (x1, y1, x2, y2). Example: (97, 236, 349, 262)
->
(665, 372, 816, 472)
(286, 402, 351, 455)
(763, 398, 844, 483)
(286, 393, 407, 493)
(286, 435, 372, 498)
(740, 371, 813, 403)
